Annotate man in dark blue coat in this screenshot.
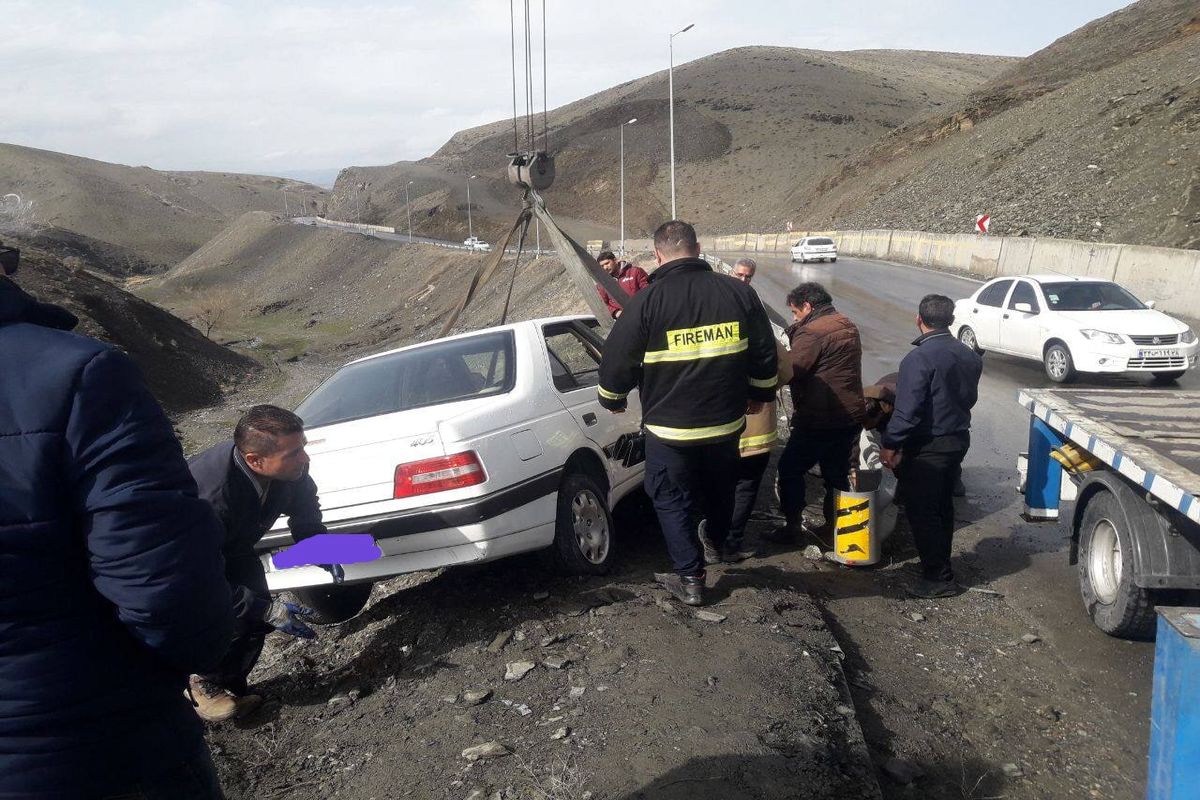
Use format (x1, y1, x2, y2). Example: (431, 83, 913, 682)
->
(187, 405, 326, 721)
(881, 294, 983, 599)
(0, 243, 234, 799)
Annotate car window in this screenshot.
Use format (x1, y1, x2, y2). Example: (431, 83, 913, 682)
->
(1040, 281, 1146, 311)
(295, 331, 515, 428)
(808, 237, 835, 246)
(1008, 281, 1039, 312)
(976, 279, 1014, 308)
(544, 324, 602, 392)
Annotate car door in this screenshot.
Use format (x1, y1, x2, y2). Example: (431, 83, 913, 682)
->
(967, 279, 1014, 350)
(541, 321, 643, 493)
(999, 279, 1045, 358)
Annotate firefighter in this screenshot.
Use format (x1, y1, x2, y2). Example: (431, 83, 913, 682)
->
(598, 221, 777, 606)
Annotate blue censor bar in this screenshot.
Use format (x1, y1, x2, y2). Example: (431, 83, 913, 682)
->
(1023, 416, 1064, 521)
(1148, 608, 1200, 799)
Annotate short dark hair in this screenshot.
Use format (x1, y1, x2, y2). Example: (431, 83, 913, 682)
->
(652, 220, 699, 256)
(786, 282, 832, 310)
(235, 405, 305, 456)
(919, 294, 955, 329)
(597, 250, 616, 262)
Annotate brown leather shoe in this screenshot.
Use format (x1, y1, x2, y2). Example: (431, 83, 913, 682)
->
(187, 675, 262, 722)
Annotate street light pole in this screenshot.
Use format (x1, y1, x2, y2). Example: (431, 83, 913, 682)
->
(668, 23, 694, 220)
(467, 175, 476, 239)
(620, 117, 637, 256)
(405, 180, 414, 242)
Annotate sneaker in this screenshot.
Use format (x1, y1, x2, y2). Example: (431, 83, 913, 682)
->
(721, 538, 757, 563)
(761, 519, 800, 544)
(905, 577, 963, 599)
(696, 520, 722, 566)
(187, 675, 262, 723)
(654, 572, 705, 606)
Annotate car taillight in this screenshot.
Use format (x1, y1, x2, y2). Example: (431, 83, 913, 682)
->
(394, 452, 486, 498)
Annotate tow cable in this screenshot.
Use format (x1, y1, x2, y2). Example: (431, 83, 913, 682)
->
(438, 0, 628, 337)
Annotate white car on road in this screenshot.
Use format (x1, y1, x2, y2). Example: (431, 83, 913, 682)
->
(951, 275, 1198, 383)
(259, 316, 644, 622)
(463, 236, 492, 252)
(790, 236, 838, 263)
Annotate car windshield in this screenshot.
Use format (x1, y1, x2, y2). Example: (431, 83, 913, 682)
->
(295, 331, 515, 428)
(1040, 281, 1146, 312)
(807, 238, 834, 246)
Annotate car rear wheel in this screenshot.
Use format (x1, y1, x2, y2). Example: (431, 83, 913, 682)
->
(831, 257, 837, 263)
(958, 326, 983, 354)
(293, 582, 373, 625)
(1076, 489, 1155, 639)
(1151, 370, 1187, 384)
(1044, 342, 1076, 383)
(551, 471, 614, 575)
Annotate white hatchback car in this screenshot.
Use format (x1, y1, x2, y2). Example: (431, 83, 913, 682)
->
(463, 236, 492, 252)
(258, 316, 645, 622)
(790, 236, 838, 263)
(951, 275, 1198, 383)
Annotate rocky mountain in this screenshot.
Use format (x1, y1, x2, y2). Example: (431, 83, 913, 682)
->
(327, 47, 1013, 243)
(794, 0, 1200, 249)
(0, 143, 328, 274)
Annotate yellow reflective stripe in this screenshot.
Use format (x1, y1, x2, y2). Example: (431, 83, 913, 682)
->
(748, 375, 777, 389)
(643, 338, 748, 364)
(597, 386, 628, 401)
(646, 418, 745, 442)
(739, 431, 778, 449)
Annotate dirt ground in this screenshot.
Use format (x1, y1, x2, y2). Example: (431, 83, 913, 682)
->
(203, 451, 1144, 800)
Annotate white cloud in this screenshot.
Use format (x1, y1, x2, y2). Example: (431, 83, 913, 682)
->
(0, 0, 1129, 174)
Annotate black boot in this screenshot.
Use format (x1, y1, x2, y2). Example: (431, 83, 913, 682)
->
(655, 572, 705, 606)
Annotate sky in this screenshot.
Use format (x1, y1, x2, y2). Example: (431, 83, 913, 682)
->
(1, 0, 1132, 179)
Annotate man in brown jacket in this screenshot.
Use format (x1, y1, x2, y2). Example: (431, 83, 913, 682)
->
(769, 282, 866, 543)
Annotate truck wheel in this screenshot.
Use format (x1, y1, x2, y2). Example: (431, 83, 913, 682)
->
(1044, 342, 1076, 383)
(293, 583, 373, 625)
(1151, 370, 1187, 384)
(551, 471, 614, 575)
(958, 326, 983, 355)
(1077, 490, 1156, 639)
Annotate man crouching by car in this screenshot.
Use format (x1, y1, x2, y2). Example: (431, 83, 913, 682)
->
(187, 405, 328, 721)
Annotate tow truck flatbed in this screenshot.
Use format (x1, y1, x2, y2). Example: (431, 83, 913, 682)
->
(1018, 388, 1200, 524)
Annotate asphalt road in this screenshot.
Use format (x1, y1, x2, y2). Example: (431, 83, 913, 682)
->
(721, 250, 1200, 753)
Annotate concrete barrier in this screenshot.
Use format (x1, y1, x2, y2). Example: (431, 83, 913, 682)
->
(997, 237, 1036, 277)
(1113, 245, 1200, 317)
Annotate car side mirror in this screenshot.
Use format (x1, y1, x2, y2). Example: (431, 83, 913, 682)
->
(1146, 300, 1157, 310)
(1013, 302, 1036, 314)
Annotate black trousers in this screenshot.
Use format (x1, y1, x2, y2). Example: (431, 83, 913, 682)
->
(200, 551, 271, 695)
(777, 425, 860, 521)
(644, 434, 740, 577)
(729, 452, 771, 542)
(897, 434, 969, 582)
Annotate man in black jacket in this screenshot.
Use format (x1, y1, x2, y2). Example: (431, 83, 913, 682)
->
(881, 294, 982, 598)
(598, 221, 777, 606)
(0, 243, 233, 799)
(188, 405, 327, 720)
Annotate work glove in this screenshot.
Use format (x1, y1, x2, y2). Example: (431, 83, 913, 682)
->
(265, 598, 317, 640)
(321, 563, 346, 584)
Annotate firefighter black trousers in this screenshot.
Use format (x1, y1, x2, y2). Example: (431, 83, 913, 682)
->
(645, 434, 740, 577)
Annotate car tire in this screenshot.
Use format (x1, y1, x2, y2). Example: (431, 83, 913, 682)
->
(1076, 489, 1156, 639)
(551, 471, 614, 575)
(1151, 370, 1187, 384)
(293, 582, 373, 625)
(831, 257, 837, 263)
(1044, 342, 1076, 383)
(957, 325, 983, 355)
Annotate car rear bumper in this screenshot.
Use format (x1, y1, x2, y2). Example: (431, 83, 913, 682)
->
(792, 250, 837, 261)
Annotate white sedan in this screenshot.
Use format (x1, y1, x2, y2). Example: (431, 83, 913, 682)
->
(951, 275, 1198, 383)
(258, 316, 644, 622)
(790, 236, 838, 263)
(463, 236, 492, 252)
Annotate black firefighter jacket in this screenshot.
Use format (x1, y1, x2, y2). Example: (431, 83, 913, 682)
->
(597, 258, 778, 445)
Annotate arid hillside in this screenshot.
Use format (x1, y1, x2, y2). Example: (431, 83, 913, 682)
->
(9, 244, 257, 412)
(0, 143, 328, 273)
(794, 0, 1200, 248)
(328, 47, 1012, 243)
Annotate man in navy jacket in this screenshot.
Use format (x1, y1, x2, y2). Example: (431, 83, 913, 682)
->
(881, 294, 983, 598)
(0, 244, 234, 798)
